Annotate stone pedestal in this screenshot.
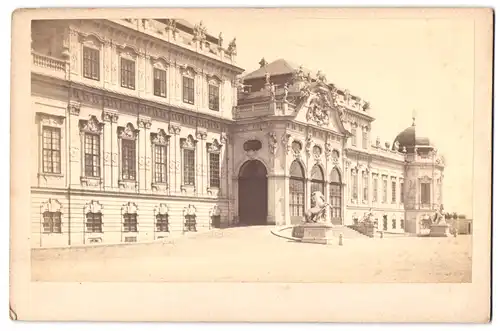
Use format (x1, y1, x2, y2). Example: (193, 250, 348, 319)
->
(291, 223, 334, 245)
(429, 223, 451, 237)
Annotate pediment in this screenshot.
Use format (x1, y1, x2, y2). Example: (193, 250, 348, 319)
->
(292, 82, 348, 134)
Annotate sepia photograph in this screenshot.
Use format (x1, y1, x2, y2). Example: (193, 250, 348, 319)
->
(10, 7, 492, 322)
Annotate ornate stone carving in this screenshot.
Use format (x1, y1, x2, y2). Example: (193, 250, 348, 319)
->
(37, 113, 65, 126)
(193, 21, 207, 42)
(118, 123, 139, 140)
(196, 129, 207, 141)
(168, 124, 181, 135)
(80, 176, 102, 187)
(312, 145, 322, 160)
(306, 91, 331, 126)
(137, 117, 152, 129)
(68, 101, 81, 116)
(207, 139, 222, 153)
(154, 203, 169, 215)
(291, 140, 302, 158)
(217, 32, 224, 48)
(305, 133, 313, 156)
(183, 204, 197, 216)
(281, 133, 291, 154)
(394, 140, 400, 151)
(181, 135, 196, 149)
(102, 109, 118, 123)
(151, 129, 169, 145)
(41, 198, 62, 213)
(119, 180, 138, 190)
(375, 136, 381, 148)
(325, 141, 333, 160)
(122, 201, 138, 214)
(227, 37, 237, 56)
(220, 132, 228, 144)
(268, 132, 278, 155)
(316, 70, 327, 83)
(84, 200, 103, 214)
(209, 205, 221, 217)
(79, 115, 103, 133)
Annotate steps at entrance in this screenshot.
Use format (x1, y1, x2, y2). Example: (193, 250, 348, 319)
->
(330, 225, 373, 239)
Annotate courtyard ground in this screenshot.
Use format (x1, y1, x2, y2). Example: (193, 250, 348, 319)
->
(31, 226, 472, 283)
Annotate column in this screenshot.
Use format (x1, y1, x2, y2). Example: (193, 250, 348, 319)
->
(102, 108, 118, 189)
(168, 124, 181, 193)
(68, 101, 81, 187)
(196, 130, 207, 196)
(137, 116, 152, 192)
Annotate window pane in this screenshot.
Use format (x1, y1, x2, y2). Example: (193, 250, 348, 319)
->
(209, 152, 220, 188)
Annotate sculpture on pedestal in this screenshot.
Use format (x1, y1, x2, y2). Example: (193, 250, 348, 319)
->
(304, 191, 331, 223)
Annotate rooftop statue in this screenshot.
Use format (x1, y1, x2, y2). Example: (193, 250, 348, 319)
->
(228, 37, 237, 55)
(304, 191, 331, 224)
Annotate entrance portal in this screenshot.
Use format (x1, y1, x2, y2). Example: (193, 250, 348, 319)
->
(238, 160, 268, 225)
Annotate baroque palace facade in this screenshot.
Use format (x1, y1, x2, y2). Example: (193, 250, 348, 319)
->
(30, 18, 445, 247)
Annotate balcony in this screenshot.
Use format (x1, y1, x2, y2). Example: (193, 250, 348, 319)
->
(31, 52, 68, 80)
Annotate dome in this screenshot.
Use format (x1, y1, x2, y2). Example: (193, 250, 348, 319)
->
(392, 119, 432, 153)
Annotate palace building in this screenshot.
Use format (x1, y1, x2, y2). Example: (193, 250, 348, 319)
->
(30, 18, 445, 248)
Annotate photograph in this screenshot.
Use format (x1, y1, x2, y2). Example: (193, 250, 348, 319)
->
(10, 7, 492, 322)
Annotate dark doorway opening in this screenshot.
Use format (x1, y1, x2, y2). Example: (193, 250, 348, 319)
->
(238, 160, 268, 225)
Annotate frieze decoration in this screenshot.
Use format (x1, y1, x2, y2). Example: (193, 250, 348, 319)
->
(79, 115, 104, 133)
(281, 133, 291, 154)
(168, 124, 181, 135)
(68, 101, 81, 116)
(118, 123, 139, 140)
(268, 132, 278, 155)
(151, 129, 169, 145)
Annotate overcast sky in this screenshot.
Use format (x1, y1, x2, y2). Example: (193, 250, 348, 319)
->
(176, 9, 474, 216)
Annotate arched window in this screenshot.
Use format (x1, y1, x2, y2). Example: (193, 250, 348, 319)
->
(310, 164, 325, 195)
(329, 168, 342, 224)
(289, 160, 305, 222)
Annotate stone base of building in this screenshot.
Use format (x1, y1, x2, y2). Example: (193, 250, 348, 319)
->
(429, 223, 452, 237)
(291, 223, 334, 245)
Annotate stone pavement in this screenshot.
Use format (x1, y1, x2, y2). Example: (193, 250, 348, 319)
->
(31, 225, 472, 283)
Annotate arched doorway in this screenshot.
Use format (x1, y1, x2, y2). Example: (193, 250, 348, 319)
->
(238, 160, 268, 225)
(329, 167, 342, 225)
(289, 160, 305, 225)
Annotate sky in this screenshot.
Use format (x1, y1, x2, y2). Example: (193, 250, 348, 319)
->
(177, 9, 474, 216)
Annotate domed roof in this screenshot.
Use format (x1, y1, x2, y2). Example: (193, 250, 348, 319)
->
(392, 118, 431, 152)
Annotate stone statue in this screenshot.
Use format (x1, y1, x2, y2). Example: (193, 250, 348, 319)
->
(376, 136, 381, 147)
(433, 204, 446, 225)
(283, 82, 289, 101)
(265, 72, 271, 85)
(394, 140, 400, 151)
(304, 191, 331, 223)
(362, 208, 375, 224)
(218, 32, 223, 48)
(228, 37, 237, 55)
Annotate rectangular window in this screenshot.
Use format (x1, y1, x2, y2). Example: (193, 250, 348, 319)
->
(86, 212, 102, 233)
(351, 172, 358, 200)
(121, 139, 136, 180)
(372, 177, 378, 202)
(83, 46, 100, 81)
(392, 219, 396, 229)
(42, 127, 61, 174)
(362, 172, 368, 201)
(120, 58, 135, 90)
(156, 214, 169, 232)
(383, 179, 388, 203)
(183, 148, 195, 186)
(351, 127, 357, 146)
(420, 183, 431, 204)
(42, 211, 62, 234)
(208, 84, 220, 111)
(183, 76, 195, 104)
(84, 133, 100, 177)
(153, 68, 167, 97)
(400, 182, 404, 203)
(362, 131, 368, 149)
(391, 181, 397, 203)
(123, 213, 138, 232)
(184, 215, 197, 232)
(209, 152, 220, 188)
(154, 145, 167, 183)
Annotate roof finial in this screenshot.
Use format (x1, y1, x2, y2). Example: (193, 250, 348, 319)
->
(412, 109, 416, 126)
(259, 57, 268, 68)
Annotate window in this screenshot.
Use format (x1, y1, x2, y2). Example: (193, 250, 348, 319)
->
(329, 168, 342, 223)
(383, 215, 388, 231)
(42, 211, 62, 233)
(351, 171, 358, 200)
(208, 84, 220, 111)
(392, 218, 396, 229)
(391, 181, 396, 203)
(183, 149, 195, 186)
(185, 215, 197, 232)
(289, 160, 305, 218)
(123, 213, 138, 232)
(383, 179, 388, 203)
(86, 212, 102, 233)
(362, 131, 368, 149)
(400, 219, 405, 229)
(84, 133, 100, 177)
(83, 46, 100, 80)
(351, 126, 357, 146)
(120, 58, 135, 90)
(153, 68, 167, 97)
(209, 152, 220, 188)
(42, 127, 61, 174)
(372, 176, 378, 202)
(183, 76, 195, 104)
(310, 165, 325, 195)
(121, 139, 136, 180)
(156, 214, 169, 232)
(154, 144, 167, 183)
(400, 182, 404, 203)
(420, 183, 431, 204)
(362, 171, 368, 201)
